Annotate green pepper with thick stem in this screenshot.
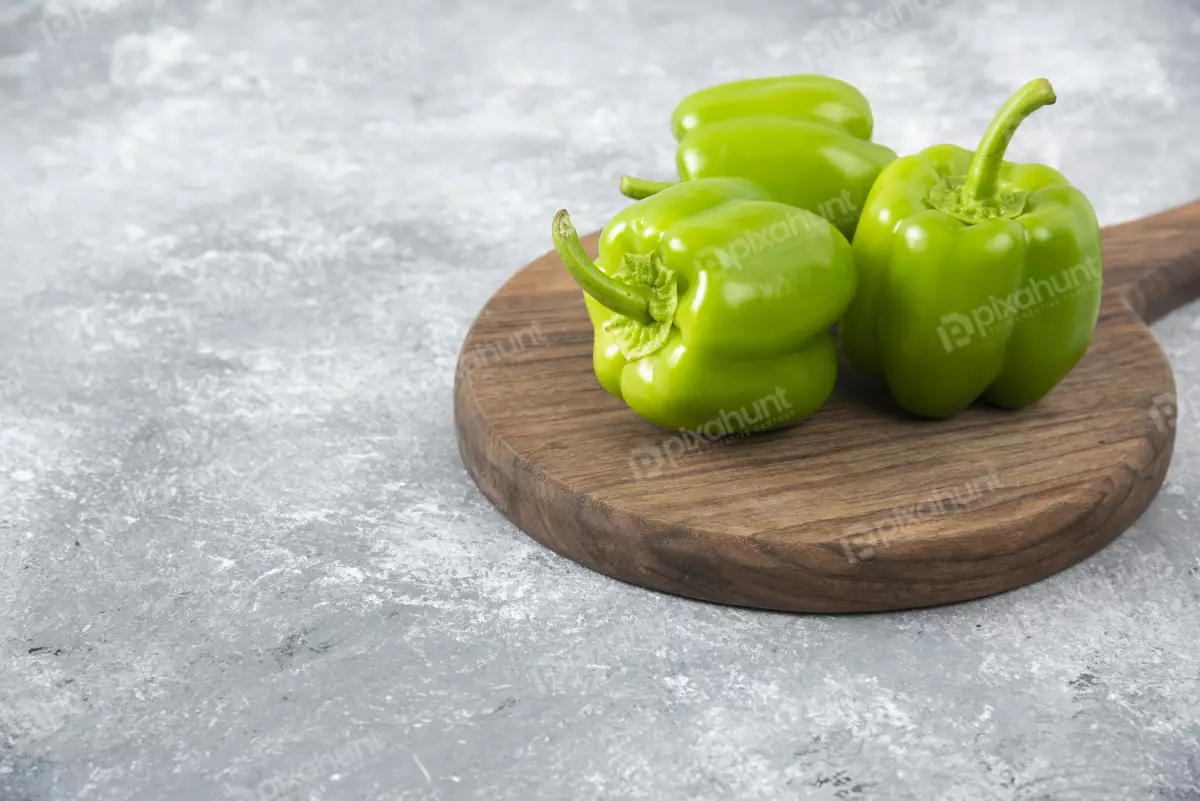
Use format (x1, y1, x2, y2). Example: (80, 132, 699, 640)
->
(840, 78, 1103, 418)
(620, 75, 897, 240)
(551, 177, 856, 433)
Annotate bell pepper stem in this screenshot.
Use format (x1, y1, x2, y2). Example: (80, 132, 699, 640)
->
(620, 176, 677, 200)
(961, 78, 1056, 205)
(552, 210, 653, 324)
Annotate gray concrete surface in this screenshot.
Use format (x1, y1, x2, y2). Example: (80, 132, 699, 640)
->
(1, 0, 1199, 798)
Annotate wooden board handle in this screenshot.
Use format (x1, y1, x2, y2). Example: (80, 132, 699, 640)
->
(1102, 200, 1200, 323)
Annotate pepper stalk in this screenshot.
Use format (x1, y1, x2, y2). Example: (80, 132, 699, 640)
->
(552, 210, 653, 323)
(619, 177, 678, 200)
(551, 210, 679, 360)
(929, 78, 1057, 224)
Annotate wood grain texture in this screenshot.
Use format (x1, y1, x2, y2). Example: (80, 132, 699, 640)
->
(454, 202, 1200, 612)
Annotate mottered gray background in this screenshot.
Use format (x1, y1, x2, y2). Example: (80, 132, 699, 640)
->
(2, 0, 1200, 799)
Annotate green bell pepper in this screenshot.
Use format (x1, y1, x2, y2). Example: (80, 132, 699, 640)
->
(840, 78, 1103, 418)
(619, 75, 898, 239)
(551, 177, 856, 433)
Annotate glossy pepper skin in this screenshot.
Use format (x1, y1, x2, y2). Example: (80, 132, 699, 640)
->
(620, 75, 897, 240)
(840, 79, 1103, 418)
(552, 178, 856, 433)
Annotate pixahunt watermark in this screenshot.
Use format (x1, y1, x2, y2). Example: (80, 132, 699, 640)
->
(261, 42, 416, 133)
(796, 0, 959, 71)
(458, 321, 549, 375)
(1148, 387, 1200, 435)
(225, 733, 387, 801)
(41, 0, 167, 45)
(1026, 73, 1160, 134)
(936, 256, 1101, 353)
(1150, 393, 1178, 434)
(693, 191, 858, 272)
(2, 187, 60, 228)
(628, 388, 793, 480)
(839, 469, 1002, 565)
(10, 695, 83, 739)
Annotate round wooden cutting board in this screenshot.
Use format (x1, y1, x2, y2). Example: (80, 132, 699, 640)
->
(454, 202, 1200, 612)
